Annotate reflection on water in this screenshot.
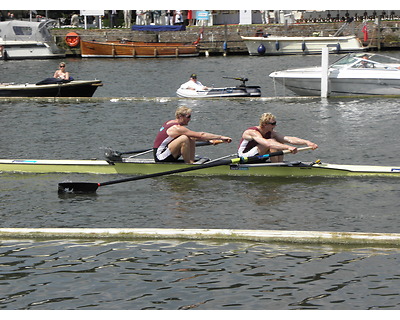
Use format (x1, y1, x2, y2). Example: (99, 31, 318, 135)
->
(1, 239, 400, 310)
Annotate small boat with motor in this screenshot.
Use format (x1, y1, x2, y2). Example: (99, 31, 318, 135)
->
(0, 78, 103, 97)
(0, 20, 65, 60)
(269, 52, 400, 96)
(176, 77, 261, 98)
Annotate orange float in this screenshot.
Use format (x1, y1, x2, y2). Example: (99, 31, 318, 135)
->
(65, 32, 80, 47)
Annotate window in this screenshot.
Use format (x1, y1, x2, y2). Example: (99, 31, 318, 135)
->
(12, 26, 32, 36)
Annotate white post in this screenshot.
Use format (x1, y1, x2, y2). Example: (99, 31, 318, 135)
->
(321, 46, 329, 98)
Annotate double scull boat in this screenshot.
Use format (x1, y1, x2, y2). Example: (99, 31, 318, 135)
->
(1, 158, 400, 177)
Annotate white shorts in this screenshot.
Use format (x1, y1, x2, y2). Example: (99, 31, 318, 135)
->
(154, 147, 179, 162)
(238, 146, 259, 158)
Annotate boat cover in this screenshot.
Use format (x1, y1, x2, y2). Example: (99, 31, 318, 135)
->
(131, 25, 185, 32)
(0, 20, 56, 42)
(36, 77, 74, 85)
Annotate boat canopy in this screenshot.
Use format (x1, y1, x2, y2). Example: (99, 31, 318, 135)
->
(0, 20, 56, 42)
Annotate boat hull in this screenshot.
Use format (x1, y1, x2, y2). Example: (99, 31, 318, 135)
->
(1, 159, 400, 177)
(0, 42, 65, 60)
(0, 80, 103, 97)
(176, 86, 261, 98)
(80, 40, 199, 58)
(241, 35, 365, 56)
(270, 69, 400, 96)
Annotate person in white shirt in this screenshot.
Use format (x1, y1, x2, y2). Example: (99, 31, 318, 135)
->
(180, 74, 209, 91)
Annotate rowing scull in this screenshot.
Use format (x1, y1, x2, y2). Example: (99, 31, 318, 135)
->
(1, 158, 400, 177)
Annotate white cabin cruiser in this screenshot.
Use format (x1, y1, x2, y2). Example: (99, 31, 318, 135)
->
(176, 77, 261, 98)
(241, 35, 365, 56)
(269, 53, 400, 96)
(0, 20, 65, 60)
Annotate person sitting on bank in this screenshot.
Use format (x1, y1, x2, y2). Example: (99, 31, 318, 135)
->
(238, 112, 318, 162)
(53, 62, 70, 80)
(153, 106, 232, 164)
(179, 73, 209, 91)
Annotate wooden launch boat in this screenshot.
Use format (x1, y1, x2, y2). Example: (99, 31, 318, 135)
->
(80, 39, 199, 58)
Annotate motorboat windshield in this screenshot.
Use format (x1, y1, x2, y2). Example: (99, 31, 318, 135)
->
(331, 53, 400, 70)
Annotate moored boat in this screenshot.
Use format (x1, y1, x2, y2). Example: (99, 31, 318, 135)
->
(241, 34, 365, 56)
(80, 39, 199, 58)
(0, 79, 103, 97)
(269, 52, 400, 96)
(0, 20, 65, 60)
(1, 158, 400, 177)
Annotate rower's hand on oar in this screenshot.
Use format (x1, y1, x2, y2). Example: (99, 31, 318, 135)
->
(288, 146, 298, 154)
(220, 136, 232, 143)
(209, 137, 232, 145)
(308, 142, 318, 150)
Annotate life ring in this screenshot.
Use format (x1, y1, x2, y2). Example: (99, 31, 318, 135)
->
(65, 32, 80, 47)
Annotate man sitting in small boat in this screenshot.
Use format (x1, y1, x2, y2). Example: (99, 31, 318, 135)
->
(153, 106, 232, 164)
(179, 73, 209, 91)
(238, 112, 318, 162)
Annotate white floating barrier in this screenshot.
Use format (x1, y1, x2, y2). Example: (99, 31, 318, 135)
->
(0, 228, 400, 246)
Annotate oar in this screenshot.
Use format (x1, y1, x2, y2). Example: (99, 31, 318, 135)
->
(105, 140, 223, 161)
(58, 147, 313, 194)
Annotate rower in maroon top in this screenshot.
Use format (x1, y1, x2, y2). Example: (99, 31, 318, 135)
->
(238, 112, 318, 162)
(153, 106, 232, 164)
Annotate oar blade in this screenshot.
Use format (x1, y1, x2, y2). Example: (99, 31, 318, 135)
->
(58, 182, 99, 194)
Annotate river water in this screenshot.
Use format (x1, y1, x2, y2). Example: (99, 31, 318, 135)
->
(1, 52, 400, 310)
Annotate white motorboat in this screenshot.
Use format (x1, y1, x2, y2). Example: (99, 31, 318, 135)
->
(176, 77, 261, 98)
(269, 53, 400, 96)
(0, 20, 65, 60)
(241, 35, 365, 56)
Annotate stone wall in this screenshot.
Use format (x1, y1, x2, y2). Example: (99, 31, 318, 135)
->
(51, 21, 400, 56)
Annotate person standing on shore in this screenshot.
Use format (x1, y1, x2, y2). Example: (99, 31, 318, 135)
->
(71, 12, 79, 27)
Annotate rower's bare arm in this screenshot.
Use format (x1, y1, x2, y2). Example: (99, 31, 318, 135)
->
(247, 131, 290, 151)
(283, 136, 318, 149)
(172, 126, 231, 143)
(198, 132, 232, 143)
(256, 136, 295, 151)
